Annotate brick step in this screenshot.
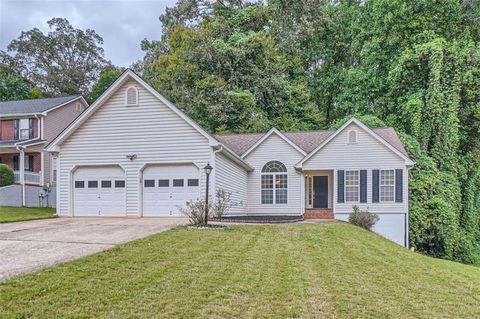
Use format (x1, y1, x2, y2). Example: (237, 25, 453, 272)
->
(304, 209, 334, 220)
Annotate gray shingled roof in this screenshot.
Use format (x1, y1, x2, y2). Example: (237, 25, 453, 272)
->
(0, 95, 81, 115)
(216, 127, 408, 158)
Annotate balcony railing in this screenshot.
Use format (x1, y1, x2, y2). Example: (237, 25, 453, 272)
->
(14, 170, 41, 185)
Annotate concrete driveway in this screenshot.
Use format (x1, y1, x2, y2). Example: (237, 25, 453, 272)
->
(0, 217, 186, 281)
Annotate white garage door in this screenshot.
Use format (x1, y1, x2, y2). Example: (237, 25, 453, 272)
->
(73, 166, 126, 216)
(143, 164, 200, 216)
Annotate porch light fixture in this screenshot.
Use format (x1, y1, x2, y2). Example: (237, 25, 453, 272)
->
(203, 162, 213, 225)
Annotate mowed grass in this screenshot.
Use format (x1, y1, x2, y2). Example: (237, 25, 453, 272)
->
(0, 206, 56, 223)
(1, 223, 480, 318)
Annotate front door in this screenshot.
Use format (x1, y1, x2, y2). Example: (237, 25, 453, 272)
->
(313, 176, 328, 208)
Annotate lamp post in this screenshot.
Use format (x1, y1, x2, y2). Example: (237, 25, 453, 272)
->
(203, 163, 213, 225)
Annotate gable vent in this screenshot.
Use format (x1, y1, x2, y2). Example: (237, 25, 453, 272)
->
(126, 86, 138, 106)
(348, 130, 357, 144)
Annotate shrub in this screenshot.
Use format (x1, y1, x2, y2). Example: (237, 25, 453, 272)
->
(0, 164, 14, 187)
(180, 199, 208, 226)
(348, 205, 379, 231)
(179, 189, 238, 225)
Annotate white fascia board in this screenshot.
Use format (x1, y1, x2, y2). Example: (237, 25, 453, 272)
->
(241, 127, 306, 158)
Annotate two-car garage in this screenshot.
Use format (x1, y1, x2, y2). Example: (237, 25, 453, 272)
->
(72, 164, 200, 217)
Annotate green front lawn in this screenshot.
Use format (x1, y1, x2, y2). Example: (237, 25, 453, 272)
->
(1, 223, 479, 318)
(0, 206, 56, 223)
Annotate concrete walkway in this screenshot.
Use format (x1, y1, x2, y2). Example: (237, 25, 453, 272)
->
(0, 217, 186, 281)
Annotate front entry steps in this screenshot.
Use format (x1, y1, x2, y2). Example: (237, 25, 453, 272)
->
(304, 208, 334, 220)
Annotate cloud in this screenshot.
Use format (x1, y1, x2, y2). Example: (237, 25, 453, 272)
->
(0, 0, 176, 67)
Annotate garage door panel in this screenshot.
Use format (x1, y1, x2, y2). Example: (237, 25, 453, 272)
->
(73, 166, 126, 217)
(143, 164, 200, 217)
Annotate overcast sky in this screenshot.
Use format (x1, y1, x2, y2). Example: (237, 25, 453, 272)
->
(0, 0, 177, 67)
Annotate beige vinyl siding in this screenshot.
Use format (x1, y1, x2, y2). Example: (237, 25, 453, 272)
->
(245, 133, 304, 215)
(57, 80, 211, 216)
(43, 100, 85, 184)
(303, 122, 408, 215)
(214, 153, 247, 215)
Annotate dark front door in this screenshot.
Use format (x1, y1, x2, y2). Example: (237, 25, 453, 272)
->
(313, 176, 328, 208)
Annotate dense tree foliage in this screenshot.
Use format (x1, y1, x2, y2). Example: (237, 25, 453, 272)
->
(140, 0, 480, 263)
(0, 18, 107, 95)
(87, 66, 123, 103)
(0, 64, 31, 101)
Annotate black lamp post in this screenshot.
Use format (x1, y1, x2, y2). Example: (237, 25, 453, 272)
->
(203, 162, 213, 225)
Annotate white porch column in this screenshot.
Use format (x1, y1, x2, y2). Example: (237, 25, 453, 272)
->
(18, 147, 26, 206)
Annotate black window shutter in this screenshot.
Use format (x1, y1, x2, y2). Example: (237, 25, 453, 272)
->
(14, 120, 19, 140)
(29, 118, 33, 139)
(28, 155, 34, 172)
(337, 170, 344, 203)
(395, 169, 403, 203)
(360, 170, 367, 203)
(372, 169, 379, 203)
(13, 156, 19, 171)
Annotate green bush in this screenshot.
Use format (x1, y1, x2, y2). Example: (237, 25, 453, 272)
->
(0, 164, 14, 187)
(348, 205, 379, 231)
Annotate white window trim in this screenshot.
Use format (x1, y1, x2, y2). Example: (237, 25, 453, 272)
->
(344, 169, 360, 203)
(380, 169, 396, 203)
(347, 129, 358, 144)
(261, 161, 288, 205)
(125, 86, 139, 106)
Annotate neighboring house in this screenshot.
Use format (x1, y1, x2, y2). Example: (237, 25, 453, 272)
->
(0, 96, 88, 205)
(46, 70, 414, 246)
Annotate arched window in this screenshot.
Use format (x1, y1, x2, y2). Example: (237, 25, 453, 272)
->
(125, 86, 138, 106)
(348, 130, 357, 144)
(261, 160, 287, 204)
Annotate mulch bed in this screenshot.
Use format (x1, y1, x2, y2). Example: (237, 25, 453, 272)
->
(211, 215, 304, 224)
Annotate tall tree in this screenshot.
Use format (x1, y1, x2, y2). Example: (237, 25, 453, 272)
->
(0, 18, 107, 95)
(0, 63, 31, 101)
(87, 65, 123, 103)
(144, 3, 322, 133)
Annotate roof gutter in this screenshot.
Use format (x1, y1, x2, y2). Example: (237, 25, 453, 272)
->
(0, 113, 42, 118)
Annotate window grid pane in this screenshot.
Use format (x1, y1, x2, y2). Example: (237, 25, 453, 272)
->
(115, 180, 125, 188)
(88, 181, 98, 188)
(261, 175, 273, 189)
(101, 180, 112, 188)
(276, 189, 287, 204)
(345, 171, 359, 202)
(261, 161, 287, 173)
(380, 170, 395, 201)
(173, 179, 184, 187)
(261, 190, 273, 204)
(144, 179, 155, 187)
